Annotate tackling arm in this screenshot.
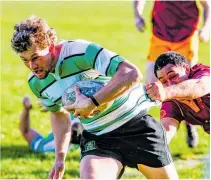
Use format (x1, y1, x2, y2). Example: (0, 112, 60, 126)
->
(165, 76, 210, 100)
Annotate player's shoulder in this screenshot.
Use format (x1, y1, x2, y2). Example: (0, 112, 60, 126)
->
(28, 72, 41, 97)
(190, 63, 210, 78)
(191, 63, 210, 71)
(28, 72, 36, 84)
(60, 39, 92, 46)
(27, 72, 45, 90)
(58, 39, 93, 47)
(59, 39, 94, 59)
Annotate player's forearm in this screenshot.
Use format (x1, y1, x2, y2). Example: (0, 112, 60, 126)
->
(94, 61, 142, 105)
(165, 77, 210, 100)
(200, 0, 210, 28)
(20, 109, 30, 134)
(133, 0, 146, 16)
(51, 110, 71, 162)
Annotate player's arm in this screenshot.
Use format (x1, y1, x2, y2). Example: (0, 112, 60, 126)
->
(199, 0, 210, 42)
(133, 0, 146, 16)
(161, 118, 179, 144)
(65, 42, 143, 117)
(94, 60, 142, 105)
(133, 0, 147, 32)
(50, 108, 71, 162)
(83, 42, 143, 105)
(147, 75, 210, 101)
(28, 78, 71, 178)
(200, 0, 210, 30)
(49, 108, 71, 179)
(164, 76, 210, 100)
(159, 102, 183, 144)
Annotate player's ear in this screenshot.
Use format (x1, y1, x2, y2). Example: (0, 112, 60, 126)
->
(49, 44, 55, 52)
(184, 64, 190, 75)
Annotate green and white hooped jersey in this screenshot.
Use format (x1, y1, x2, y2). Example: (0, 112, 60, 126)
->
(28, 39, 157, 135)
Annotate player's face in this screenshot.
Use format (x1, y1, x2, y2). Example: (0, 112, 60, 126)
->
(157, 64, 190, 87)
(19, 45, 54, 79)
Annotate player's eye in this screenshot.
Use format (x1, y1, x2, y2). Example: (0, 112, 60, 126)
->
(32, 56, 39, 61)
(161, 80, 167, 84)
(21, 58, 28, 63)
(169, 74, 178, 80)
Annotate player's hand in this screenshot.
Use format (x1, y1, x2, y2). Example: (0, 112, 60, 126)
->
(199, 27, 210, 42)
(63, 86, 97, 119)
(145, 82, 167, 102)
(135, 14, 146, 32)
(22, 96, 32, 110)
(49, 161, 65, 179)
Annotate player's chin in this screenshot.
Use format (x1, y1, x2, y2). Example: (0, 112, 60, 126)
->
(35, 71, 49, 79)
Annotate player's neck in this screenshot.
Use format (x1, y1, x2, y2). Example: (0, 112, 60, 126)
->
(54, 44, 63, 62)
(50, 44, 63, 72)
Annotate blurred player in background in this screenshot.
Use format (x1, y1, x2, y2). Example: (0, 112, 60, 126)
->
(133, 0, 210, 148)
(146, 52, 210, 143)
(20, 96, 83, 153)
(11, 16, 178, 179)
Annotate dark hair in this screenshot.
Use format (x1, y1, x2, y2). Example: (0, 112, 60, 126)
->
(11, 16, 57, 53)
(154, 51, 189, 78)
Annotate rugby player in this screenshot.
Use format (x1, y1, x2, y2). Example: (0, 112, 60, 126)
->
(11, 16, 178, 179)
(134, 0, 210, 147)
(146, 52, 210, 143)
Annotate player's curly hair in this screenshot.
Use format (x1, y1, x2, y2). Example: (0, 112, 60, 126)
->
(154, 51, 189, 78)
(11, 16, 57, 53)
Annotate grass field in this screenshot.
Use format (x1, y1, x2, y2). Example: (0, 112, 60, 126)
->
(1, 1, 210, 179)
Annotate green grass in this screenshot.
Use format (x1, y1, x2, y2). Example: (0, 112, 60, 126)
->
(1, 1, 210, 179)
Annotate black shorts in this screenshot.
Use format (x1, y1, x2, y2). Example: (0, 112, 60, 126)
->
(80, 113, 172, 168)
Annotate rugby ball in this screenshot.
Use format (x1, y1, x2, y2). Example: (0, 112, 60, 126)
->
(62, 80, 113, 113)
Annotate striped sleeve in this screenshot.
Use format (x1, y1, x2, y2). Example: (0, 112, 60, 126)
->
(85, 43, 124, 76)
(40, 98, 62, 112)
(28, 73, 41, 98)
(28, 73, 61, 112)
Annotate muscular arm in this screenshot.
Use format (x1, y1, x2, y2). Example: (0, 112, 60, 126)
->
(161, 118, 180, 144)
(50, 108, 71, 162)
(94, 61, 143, 105)
(200, 0, 210, 29)
(165, 76, 210, 100)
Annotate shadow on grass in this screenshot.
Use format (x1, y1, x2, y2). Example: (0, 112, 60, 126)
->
(1, 145, 53, 160)
(1, 145, 80, 161)
(65, 169, 80, 178)
(172, 151, 206, 160)
(31, 169, 79, 178)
